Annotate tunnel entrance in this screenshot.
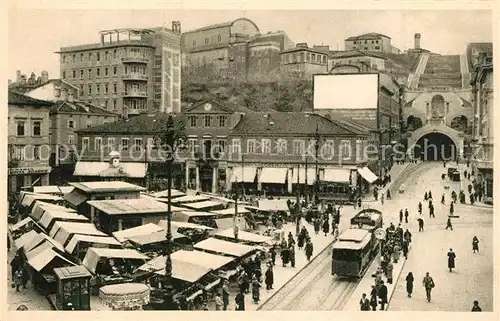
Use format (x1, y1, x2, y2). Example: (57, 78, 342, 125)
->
(414, 133, 457, 161)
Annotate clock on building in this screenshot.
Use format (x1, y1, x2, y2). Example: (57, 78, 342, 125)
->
(204, 103, 212, 111)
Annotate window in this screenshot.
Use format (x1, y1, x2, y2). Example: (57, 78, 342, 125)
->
(72, 70, 76, 79)
(113, 49, 117, 59)
(16, 121, 25, 136)
(219, 115, 227, 127)
(88, 68, 92, 78)
(113, 83, 117, 93)
(62, 71, 66, 79)
(96, 84, 100, 95)
(217, 140, 226, 153)
(356, 139, 363, 161)
(97, 52, 100, 61)
(105, 84, 109, 94)
(192, 40, 196, 47)
(322, 56, 327, 63)
(148, 137, 156, 150)
(121, 138, 129, 151)
(293, 140, 305, 155)
(108, 137, 115, 149)
(374, 46, 380, 50)
(88, 84, 92, 95)
(82, 137, 89, 151)
(310, 53, 313, 62)
(72, 54, 76, 62)
(80, 53, 84, 62)
(113, 100, 117, 110)
(204, 115, 212, 127)
(14, 146, 25, 161)
(188, 138, 197, 153)
(247, 139, 257, 154)
(86, 119, 93, 128)
(105, 51, 109, 60)
(33, 145, 41, 160)
(188, 115, 197, 127)
(113, 66, 117, 75)
(105, 67, 108, 76)
(276, 139, 287, 154)
(62, 55, 66, 63)
(80, 70, 84, 79)
(217, 34, 222, 43)
(205, 38, 209, 45)
(68, 120, 75, 128)
(134, 138, 142, 152)
(68, 134, 75, 144)
(97, 68, 100, 77)
(232, 139, 241, 155)
(95, 137, 102, 151)
(322, 140, 335, 159)
(340, 140, 351, 159)
(32, 121, 41, 136)
(262, 139, 271, 154)
(89, 53, 92, 61)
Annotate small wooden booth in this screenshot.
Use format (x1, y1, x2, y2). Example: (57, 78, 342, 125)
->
(52, 265, 92, 310)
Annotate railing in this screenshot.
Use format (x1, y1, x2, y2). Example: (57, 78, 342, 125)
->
(121, 56, 149, 63)
(122, 90, 148, 97)
(123, 73, 149, 81)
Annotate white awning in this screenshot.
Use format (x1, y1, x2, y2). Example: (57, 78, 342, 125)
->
(31, 201, 75, 221)
(14, 230, 39, 249)
(215, 228, 273, 244)
(183, 201, 224, 210)
(211, 207, 250, 216)
(151, 189, 186, 199)
(9, 217, 35, 232)
(230, 166, 257, 183)
(21, 193, 63, 208)
(112, 223, 164, 243)
(172, 250, 234, 270)
(27, 247, 76, 272)
(38, 210, 89, 229)
(33, 186, 63, 195)
(323, 168, 351, 183)
(24, 233, 65, 253)
(291, 168, 317, 185)
(83, 247, 149, 273)
(65, 235, 122, 254)
(259, 168, 289, 184)
(138, 256, 211, 283)
(172, 195, 211, 203)
(258, 199, 290, 212)
(357, 167, 378, 184)
(194, 237, 256, 258)
(162, 221, 214, 231)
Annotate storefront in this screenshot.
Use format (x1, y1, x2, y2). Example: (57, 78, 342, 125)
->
(9, 166, 52, 193)
(477, 168, 493, 204)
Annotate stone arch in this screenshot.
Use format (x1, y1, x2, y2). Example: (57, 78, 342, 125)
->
(430, 94, 446, 119)
(406, 115, 423, 131)
(407, 122, 464, 160)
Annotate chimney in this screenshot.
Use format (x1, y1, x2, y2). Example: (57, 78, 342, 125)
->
(414, 33, 421, 50)
(16, 70, 21, 82)
(68, 89, 74, 103)
(41, 70, 49, 83)
(172, 21, 181, 34)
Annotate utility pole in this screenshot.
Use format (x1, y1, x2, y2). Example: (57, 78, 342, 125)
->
(304, 155, 309, 206)
(314, 125, 320, 205)
(295, 163, 300, 236)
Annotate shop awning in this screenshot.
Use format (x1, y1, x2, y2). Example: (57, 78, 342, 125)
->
(357, 167, 378, 184)
(14, 230, 39, 250)
(259, 168, 289, 184)
(63, 190, 87, 207)
(323, 168, 351, 183)
(83, 247, 149, 274)
(31, 201, 76, 221)
(182, 201, 224, 210)
(172, 195, 211, 203)
(162, 221, 215, 231)
(291, 168, 317, 185)
(9, 217, 35, 232)
(87, 198, 170, 216)
(151, 189, 186, 199)
(21, 193, 63, 208)
(258, 199, 290, 212)
(138, 256, 211, 283)
(173, 211, 217, 222)
(24, 233, 65, 253)
(214, 218, 246, 230)
(230, 166, 257, 183)
(211, 207, 250, 216)
(194, 237, 256, 258)
(38, 210, 89, 229)
(26, 245, 76, 272)
(65, 235, 122, 254)
(51, 221, 107, 246)
(126, 230, 187, 246)
(33, 186, 63, 195)
(215, 228, 273, 244)
(112, 223, 164, 243)
(172, 250, 234, 271)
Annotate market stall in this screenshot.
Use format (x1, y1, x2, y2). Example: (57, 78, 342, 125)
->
(14, 230, 40, 251)
(214, 228, 273, 246)
(172, 250, 235, 272)
(20, 193, 64, 212)
(182, 201, 226, 212)
(31, 201, 76, 222)
(159, 220, 215, 244)
(82, 247, 149, 277)
(126, 230, 190, 254)
(150, 189, 186, 199)
(172, 211, 218, 228)
(9, 217, 44, 240)
(50, 265, 92, 310)
(193, 237, 257, 258)
(112, 223, 163, 243)
(65, 234, 122, 261)
(23, 232, 66, 254)
(33, 186, 66, 196)
(50, 221, 108, 248)
(38, 210, 89, 232)
(171, 195, 210, 204)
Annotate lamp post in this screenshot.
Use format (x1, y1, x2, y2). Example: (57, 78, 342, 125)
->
(313, 125, 321, 204)
(295, 163, 300, 236)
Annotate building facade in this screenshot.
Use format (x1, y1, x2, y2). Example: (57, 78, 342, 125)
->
(58, 25, 181, 116)
(280, 43, 329, 80)
(344, 33, 400, 54)
(470, 47, 493, 203)
(8, 91, 54, 192)
(329, 50, 387, 72)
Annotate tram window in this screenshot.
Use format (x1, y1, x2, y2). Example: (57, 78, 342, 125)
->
(332, 249, 356, 261)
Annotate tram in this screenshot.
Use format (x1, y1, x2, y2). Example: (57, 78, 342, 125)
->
(331, 208, 383, 277)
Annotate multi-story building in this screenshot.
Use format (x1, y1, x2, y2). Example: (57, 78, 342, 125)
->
(57, 24, 181, 116)
(280, 43, 329, 80)
(329, 50, 387, 72)
(345, 33, 401, 54)
(470, 44, 493, 203)
(8, 91, 53, 192)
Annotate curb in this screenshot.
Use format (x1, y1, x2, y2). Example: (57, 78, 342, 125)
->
(256, 236, 335, 310)
(385, 255, 408, 311)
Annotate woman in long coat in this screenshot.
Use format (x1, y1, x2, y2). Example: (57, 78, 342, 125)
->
(281, 247, 290, 267)
(297, 232, 305, 249)
(386, 262, 394, 284)
(405, 272, 414, 297)
(305, 240, 314, 261)
(472, 236, 479, 253)
(265, 265, 274, 290)
(447, 249, 456, 272)
(251, 276, 261, 304)
(322, 218, 330, 236)
(313, 218, 321, 234)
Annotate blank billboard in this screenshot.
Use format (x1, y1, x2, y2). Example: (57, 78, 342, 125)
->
(313, 74, 379, 110)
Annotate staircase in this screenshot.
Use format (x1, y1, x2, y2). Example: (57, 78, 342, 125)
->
(417, 55, 463, 89)
(407, 53, 429, 89)
(460, 54, 471, 88)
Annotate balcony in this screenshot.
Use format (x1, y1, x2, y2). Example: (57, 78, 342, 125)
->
(122, 90, 148, 98)
(123, 73, 149, 81)
(121, 56, 149, 64)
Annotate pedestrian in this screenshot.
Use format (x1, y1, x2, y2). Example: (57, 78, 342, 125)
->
(472, 236, 479, 253)
(313, 218, 321, 234)
(445, 217, 453, 231)
(428, 191, 433, 199)
(470, 193, 475, 205)
(251, 275, 261, 304)
(287, 232, 295, 247)
(449, 202, 454, 216)
(429, 204, 435, 218)
(406, 272, 414, 297)
(386, 189, 391, 200)
(447, 248, 456, 272)
(235, 291, 245, 311)
(269, 245, 276, 266)
(468, 183, 473, 194)
(222, 279, 230, 310)
(280, 246, 290, 267)
(21, 263, 29, 289)
(378, 280, 388, 310)
(357, 198, 362, 208)
(386, 261, 394, 284)
(399, 209, 403, 223)
(215, 292, 224, 311)
(424, 191, 428, 201)
(402, 239, 409, 258)
(404, 229, 412, 244)
(289, 245, 296, 268)
(418, 201, 422, 215)
(10, 254, 22, 280)
(305, 239, 314, 261)
(265, 264, 274, 290)
(322, 218, 330, 236)
(422, 272, 435, 302)
(441, 193, 445, 204)
(381, 193, 384, 205)
(370, 285, 378, 311)
(297, 232, 305, 250)
(13, 269, 23, 292)
(471, 300, 482, 312)
(404, 208, 409, 223)
(359, 293, 371, 311)
(417, 218, 424, 232)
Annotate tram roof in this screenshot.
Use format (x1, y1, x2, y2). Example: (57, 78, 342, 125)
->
(338, 228, 370, 242)
(333, 236, 371, 250)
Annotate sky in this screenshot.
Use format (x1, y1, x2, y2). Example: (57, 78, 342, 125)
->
(8, 9, 492, 80)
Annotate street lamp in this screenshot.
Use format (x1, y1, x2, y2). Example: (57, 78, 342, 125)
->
(313, 125, 321, 204)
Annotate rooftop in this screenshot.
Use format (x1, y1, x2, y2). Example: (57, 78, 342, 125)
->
(87, 198, 170, 215)
(330, 50, 387, 60)
(76, 113, 184, 134)
(69, 181, 145, 193)
(8, 91, 53, 107)
(345, 32, 391, 41)
(183, 18, 259, 34)
(51, 100, 119, 116)
(9, 79, 77, 94)
(231, 112, 367, 136)
(281, 46, 329, 55)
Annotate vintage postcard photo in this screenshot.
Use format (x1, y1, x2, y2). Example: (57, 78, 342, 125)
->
(4, 1, 495, 315)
